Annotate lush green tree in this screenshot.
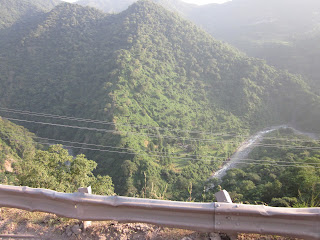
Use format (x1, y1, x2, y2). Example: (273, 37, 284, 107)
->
(18, 145, 114, 194)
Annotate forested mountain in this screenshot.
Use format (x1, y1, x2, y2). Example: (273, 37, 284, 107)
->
(244, 29, 320, 94)
(76, 0, 320, 94)
(0, 0, 319, 199)
(0, 0, 60, 29)
(71, 0, 320, 43)
(75, 0, 196, 15)
(186, 0, 320, 94)
(75, 0, 137, 13)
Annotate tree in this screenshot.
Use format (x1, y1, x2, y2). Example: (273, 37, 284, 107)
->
(18, 145, 114, 195)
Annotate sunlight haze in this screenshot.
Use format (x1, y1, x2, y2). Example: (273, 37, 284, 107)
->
(181, 0, 231, 4)
(62, 0, 232, 4)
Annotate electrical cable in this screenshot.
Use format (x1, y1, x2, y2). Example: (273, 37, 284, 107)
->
(0, 107, 247, 137)
(3, 136, 320, 168)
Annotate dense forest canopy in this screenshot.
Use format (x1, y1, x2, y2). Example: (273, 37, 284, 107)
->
(0, 0, 60, 29)
(76, 0, 320, 94)
(219, 128, 320, 207)
(0, 117, 114, 194)
(0, 0, 319, 202)
(0, 116, 38, 185)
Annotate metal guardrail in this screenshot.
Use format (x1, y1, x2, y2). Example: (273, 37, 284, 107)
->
(0, 185, 319, 239)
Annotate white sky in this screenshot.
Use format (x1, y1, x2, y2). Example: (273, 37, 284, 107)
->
(62, 0, 232, 5)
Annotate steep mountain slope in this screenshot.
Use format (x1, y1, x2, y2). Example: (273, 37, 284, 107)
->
(0, 0, 61, 29)
(0, 117, 38, 185)
(0, 0, 319, 199)
(71, 0, 320, 93)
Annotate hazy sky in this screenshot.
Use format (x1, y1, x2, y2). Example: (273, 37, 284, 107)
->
(62, 0, 231, 5)
(182, 0, 231, 4)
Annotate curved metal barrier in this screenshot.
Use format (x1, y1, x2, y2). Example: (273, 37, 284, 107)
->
(0, 185, 319, 239)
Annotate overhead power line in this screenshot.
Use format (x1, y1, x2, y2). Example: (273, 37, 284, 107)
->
(234, 161, 320, 169)
(9, 133, 229, 160)
(0, 107, 246, 137)
(1, 135, 226, 161)
(1, 107, 318, 144)
(3, 136, 320, 169)
(4, 132, 320, 163)
(261, 137, 320, 143)
(251, 143, 320, 150)
(4, 116, 320, 152)
(2, 116, 243, 143)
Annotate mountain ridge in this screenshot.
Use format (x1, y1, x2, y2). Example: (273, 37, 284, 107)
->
(0, 0, 319, 199)
(0, 0, 61, 29)
(74, 0, 320, 94)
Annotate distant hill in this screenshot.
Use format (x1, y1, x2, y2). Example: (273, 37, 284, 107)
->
(0, 0, 319, 199)
(74, 0, 196, 15)
(0, 0, 61, 29)
(186, 0, 320, 94)
(75, 0, 136, 13)
(71, 0, 320, 41)
(74, 0, 320, 94)
(189, 0, 320, 42)
(243, 29, 320, 95)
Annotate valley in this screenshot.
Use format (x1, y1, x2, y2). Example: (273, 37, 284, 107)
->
(0, 0, 319, 209)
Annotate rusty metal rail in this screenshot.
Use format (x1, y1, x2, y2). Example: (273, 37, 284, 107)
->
(0, 185, 319, 239)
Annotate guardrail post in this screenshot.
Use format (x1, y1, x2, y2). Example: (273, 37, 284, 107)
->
(78, 186, 92, 229)
(214, 190, 232, 203)
(214, 190, 237, 240)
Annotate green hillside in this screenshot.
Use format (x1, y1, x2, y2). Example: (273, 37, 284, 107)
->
(70, 0, 320, 94)
(220, 128, 320, 207)
(0, 117, 38, 185)
(0, 0, 319, 199)
(0, 117, 115, 195)
(0, 0, 60, 29)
